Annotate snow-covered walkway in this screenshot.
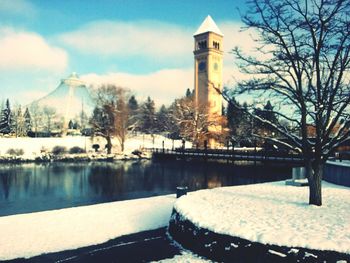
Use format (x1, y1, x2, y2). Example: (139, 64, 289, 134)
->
(0, 195, 175, 260)
(174, 181, 350, 254)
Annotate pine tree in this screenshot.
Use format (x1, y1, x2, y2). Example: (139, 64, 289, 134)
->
(140, 96, 156, 134)
(128, 95, 138, 112)
(156, 105, 169, 133)
(128, 95, 139, 132)
(185, 88, 192, 98)
(226, 98, 252, 146)
(0, 99, 12, 134)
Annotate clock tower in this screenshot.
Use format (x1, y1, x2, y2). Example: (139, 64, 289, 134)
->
(194, 15, 223, 145)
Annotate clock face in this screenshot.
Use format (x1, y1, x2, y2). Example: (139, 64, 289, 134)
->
(199, 61, 206, 71)
(214, 62, 219, 71)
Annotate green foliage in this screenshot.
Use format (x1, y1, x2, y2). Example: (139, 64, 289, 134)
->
(0, 99, 12, 134)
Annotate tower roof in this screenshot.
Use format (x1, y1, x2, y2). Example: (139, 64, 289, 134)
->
(194, 15, 223, 36)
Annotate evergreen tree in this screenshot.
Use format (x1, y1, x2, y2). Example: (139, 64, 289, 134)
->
(140, 96, 156, 134)
(156, 105, 169, 133)
(68, 120, 74, 129)
(24, 107, 32, 135)
(185, 88, 192, 98)
(226, 98, 252, 146)
(0, 99, 12, 134)
(128, 95, 138, 112)
(128, 95, 139, 131)
(254, 100, 278, 136)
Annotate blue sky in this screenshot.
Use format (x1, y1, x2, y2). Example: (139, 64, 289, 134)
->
(0, 0, 252, 106)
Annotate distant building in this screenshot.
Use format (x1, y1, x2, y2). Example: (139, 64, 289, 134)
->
(32, 73, 94, 133)
(194, 15, 224, 147)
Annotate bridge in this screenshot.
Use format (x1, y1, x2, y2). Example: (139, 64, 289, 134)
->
(149, 148, 304, 165)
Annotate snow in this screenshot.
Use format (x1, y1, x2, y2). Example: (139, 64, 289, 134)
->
(154, 252, 212, 263)
(0, 134, 187, 159)
(174, 181, 350, 254)
(327, 160, 350, 168)
(194, 15, 223, 36)
(0, 195, 175, 260)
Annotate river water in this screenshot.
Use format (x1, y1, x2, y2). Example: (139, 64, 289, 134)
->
(0, 160, 291, 216)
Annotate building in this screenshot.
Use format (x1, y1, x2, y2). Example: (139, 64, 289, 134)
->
(32, 73, 94, 134)
(194, 15, 224, 147)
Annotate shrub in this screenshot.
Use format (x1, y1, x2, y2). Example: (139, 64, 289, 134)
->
(52, 146, 67, 155)
(69, 146, 86, 154)
(6, 148, 24, 156)
(92, 144, 100, 152)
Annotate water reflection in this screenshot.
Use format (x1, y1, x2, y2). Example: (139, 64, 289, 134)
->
(0, 160, 291, 216)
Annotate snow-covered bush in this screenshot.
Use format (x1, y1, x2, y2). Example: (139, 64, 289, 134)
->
(51, 146, 67, 155)
(69, 146, 86, 154)
(92, 144, 100, 152)
(6, 148, 24, 156)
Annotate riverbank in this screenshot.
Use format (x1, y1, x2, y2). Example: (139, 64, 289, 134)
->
(0, 195, 175, 260)
(0, 152, 150, 163)
(169, 181, 350, 262)
(0, 134, 185, 163)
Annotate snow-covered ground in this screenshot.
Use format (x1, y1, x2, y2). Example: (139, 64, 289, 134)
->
(154, 251, 212, 262)
(0, 195, 175, 260)
(0, 134, 187, 159)
(174, 181, 350, 254)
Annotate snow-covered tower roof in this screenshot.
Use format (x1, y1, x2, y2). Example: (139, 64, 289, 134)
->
(194, 15, 223, 36)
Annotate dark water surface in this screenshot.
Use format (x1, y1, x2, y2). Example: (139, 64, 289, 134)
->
(0, 160, 291, 216)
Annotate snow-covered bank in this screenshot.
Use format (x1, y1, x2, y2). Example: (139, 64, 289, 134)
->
(154, 252, 212, 262)
(174, 181, 350, 254)
(0, 134, 185, 156)
(0, 134, 186, 162)
(0, 195, 175, 260)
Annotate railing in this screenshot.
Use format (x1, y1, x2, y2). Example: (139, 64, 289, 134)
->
(148, 148, 304, 163)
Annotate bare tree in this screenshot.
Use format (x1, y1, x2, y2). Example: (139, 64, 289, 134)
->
(29, 103, 43, 137)
(90, 85, 131, 153)
(171, 96, 226, 148)
(221, 0, 350, 206)
(12, 105, 26, 137)
(114, 88, 131, 152)
(43, 106, 56, 136)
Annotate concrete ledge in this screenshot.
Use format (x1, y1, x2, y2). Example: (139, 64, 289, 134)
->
(168, 209, 350, 262)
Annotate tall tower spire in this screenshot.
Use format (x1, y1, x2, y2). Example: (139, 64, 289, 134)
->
(194, 15, 224, 147)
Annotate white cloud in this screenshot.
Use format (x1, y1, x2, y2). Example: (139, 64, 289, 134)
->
(219, 21, 258, 56)
(81, 65, 242, 107)
(82, 69, 193, 106)
(58, 19, 259, 62)
(0, 0, 37, 18)
(0, 27, 68, 73)
(58, 20, 193, 59)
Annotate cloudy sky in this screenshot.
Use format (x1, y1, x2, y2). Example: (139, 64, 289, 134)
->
(0, 0, 254, 106)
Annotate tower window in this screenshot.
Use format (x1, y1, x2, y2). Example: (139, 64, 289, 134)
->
(213, 41, 220, 50)
(198, 40, 207, 50)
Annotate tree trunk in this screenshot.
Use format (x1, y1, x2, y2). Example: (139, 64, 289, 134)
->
(106, 136, 112, 154)
(121, 140, 124, 152)
(307, 161, 323, 206)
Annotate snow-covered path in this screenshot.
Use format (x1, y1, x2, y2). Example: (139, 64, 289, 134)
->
(0, 195, 175, 260)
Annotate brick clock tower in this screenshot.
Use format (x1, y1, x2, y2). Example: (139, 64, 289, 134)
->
(194, 15, 224, 147)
